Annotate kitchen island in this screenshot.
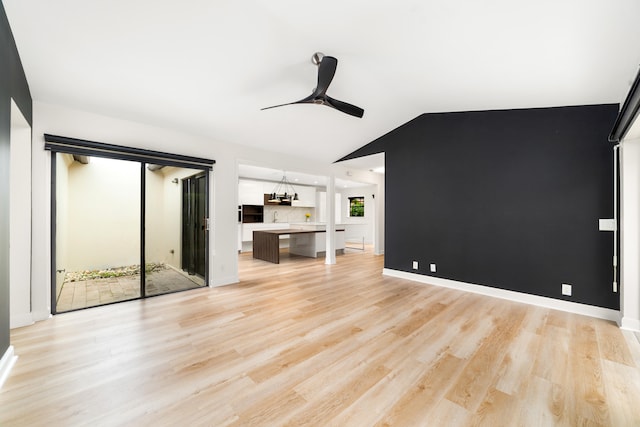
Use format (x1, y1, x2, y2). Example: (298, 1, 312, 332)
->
(253, 227, 345, 264)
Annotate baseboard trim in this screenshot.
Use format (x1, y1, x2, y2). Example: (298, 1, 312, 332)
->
(10, 313, 34, 329)
(0, 346, 18, 389)
(620, 316, 640, 333)
(31, 310, 52, 322)
(383, 269, 620, 322)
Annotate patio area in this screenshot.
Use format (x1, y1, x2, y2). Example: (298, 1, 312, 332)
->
(56, 264, 204, 312)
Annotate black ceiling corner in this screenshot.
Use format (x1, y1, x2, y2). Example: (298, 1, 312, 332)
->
(334, 113, 427, 163)
(334, 141, 385, 164)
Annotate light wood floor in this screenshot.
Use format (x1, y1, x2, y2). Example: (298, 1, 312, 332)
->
(2, 248, 640, 426)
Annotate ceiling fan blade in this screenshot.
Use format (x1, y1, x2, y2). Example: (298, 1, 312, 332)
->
(325, 95, 364, 118)
(261, 93, 315, 111)
(313, 56, 337, 97)
(260, 102, 298, 111)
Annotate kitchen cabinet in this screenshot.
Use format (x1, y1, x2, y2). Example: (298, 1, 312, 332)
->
(292, 185, 316, 207)
(239, 179, 264, 205)
(241, 204, 263, 223)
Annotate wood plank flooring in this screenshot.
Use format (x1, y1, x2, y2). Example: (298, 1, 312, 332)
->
(2, 248, 640, 426)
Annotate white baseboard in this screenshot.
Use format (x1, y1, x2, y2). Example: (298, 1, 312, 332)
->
(31, 310, 52, 322)
(0, 346, 18, 389)
(383, 269, 620, 322)
(620, 316, 640, 333)
(10, 313, 34, 329)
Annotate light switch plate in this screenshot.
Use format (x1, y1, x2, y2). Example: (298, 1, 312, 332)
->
(430, 263, 436, 273)
(412, 261, 418, 270)
(562, 283, 572, 296)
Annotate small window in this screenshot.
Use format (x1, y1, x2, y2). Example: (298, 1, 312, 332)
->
(349, 196, 365, 217)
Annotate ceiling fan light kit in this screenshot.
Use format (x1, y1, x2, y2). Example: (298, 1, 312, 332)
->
(262, 52, 364, 118)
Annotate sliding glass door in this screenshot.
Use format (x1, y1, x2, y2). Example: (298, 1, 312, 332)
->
(55, 156, 142, 312)
(50, 139, 213, 314)
(144, 166, 207, 297)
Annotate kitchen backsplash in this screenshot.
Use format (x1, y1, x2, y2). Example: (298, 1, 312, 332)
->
(264, 206, 315, 223)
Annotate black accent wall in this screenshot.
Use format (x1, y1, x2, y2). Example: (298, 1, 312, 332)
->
(0, 3, 32, 357)
(340, 104, 619, 309)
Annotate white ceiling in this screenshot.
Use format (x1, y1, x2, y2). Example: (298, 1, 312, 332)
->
(4, 0, 640, 166)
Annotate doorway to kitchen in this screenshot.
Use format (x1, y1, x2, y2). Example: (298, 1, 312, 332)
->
(237, 162, 382, 268)
(47, 135, 214, 313)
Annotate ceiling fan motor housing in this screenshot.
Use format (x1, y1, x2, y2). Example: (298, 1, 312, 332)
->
(312, 52, 325, 65)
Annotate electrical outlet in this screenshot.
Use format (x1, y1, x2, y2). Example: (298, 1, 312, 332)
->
(430, 263, 436, 273)
(412, 261, 419, 270)
(562, 283, 572, 296)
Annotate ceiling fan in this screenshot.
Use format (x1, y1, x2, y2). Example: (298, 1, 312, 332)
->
(261, 52, 364, 118)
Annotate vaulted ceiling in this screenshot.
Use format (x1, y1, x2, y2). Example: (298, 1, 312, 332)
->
(4, 0, 640, 165)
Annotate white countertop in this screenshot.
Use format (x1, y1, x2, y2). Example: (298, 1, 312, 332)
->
(289, 222, 346, 231)
(290, 222, 345, 226)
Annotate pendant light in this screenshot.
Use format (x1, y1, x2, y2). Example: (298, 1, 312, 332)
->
(269, 174, 299, 204)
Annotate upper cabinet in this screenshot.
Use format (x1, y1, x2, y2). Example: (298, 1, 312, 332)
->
(292, 185, 316, 207)
(238, 179, 264, 205)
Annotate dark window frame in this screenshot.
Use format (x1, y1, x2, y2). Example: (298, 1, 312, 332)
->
(348, 196, 365, 217)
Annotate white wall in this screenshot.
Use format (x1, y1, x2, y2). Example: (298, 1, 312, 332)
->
(65, 157, 141, 271)
(57, 161, 207, 274)
(620, 135, 640, 331)
(340, 185, 376, 245)
(144, 166, 165, 265)
(9, 99, 32, 328)
(29, 101, 384, 321)
(147, 166, 206, 269)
